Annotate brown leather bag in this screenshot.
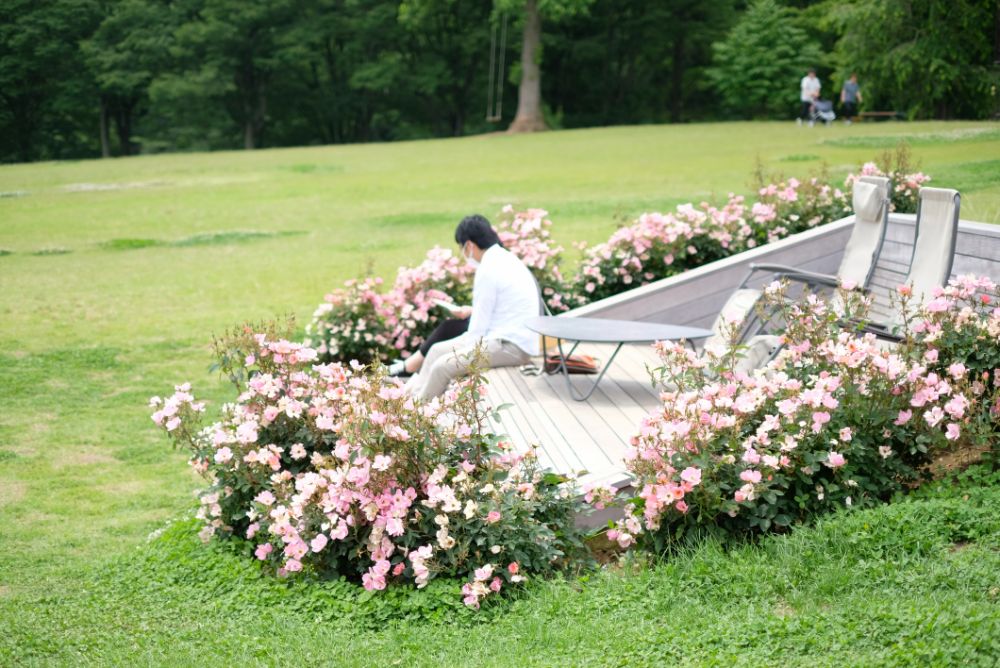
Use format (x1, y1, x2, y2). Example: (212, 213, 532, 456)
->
(543, 354, 600, 375)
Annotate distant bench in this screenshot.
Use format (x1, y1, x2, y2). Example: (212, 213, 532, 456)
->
(858, 111, 903, 121)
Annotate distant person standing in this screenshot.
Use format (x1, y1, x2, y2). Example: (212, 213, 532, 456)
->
(840, 73, 862, 124)
(799, 68, 821, 126)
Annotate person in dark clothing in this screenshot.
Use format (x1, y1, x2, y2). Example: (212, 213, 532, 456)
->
(840, 73, 862, 124)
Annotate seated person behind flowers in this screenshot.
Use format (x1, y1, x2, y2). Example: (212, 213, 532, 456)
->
(404, 214, 540, 399)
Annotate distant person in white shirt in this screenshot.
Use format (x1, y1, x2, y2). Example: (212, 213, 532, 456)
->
(799, 68, 821, 125)
(403, 214, 540, 400)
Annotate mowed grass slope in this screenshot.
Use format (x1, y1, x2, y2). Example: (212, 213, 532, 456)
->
(1, 122, 999, 665)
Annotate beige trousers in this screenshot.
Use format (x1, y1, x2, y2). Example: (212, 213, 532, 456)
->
(405, 337, 531, 401)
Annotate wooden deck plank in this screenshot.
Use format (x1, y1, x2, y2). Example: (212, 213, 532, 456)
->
(575, 341, 660, 404)
(521, 372, 626, 476)
(488, 367, 580, 474)
(485, 368, 546, 456)
(554, 347, 653, 448)
(502, 370, 595, 474)
(613, 344, 665, 403)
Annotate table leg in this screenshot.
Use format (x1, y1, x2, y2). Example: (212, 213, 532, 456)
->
(555, 338, 625, 402)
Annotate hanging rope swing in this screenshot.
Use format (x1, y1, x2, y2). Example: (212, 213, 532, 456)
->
(486, 13, 508, 123)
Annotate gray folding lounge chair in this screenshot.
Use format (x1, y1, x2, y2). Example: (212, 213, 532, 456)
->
(862, 186, 960, 339)
(744, 175, 892, 295)
(699, 176, 892, 362)
(900, 187, 961, 306)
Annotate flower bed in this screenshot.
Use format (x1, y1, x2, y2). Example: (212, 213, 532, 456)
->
(306, 159, 929, 364)
(151, 322, 589, 606)
(594, 275, 999, 551)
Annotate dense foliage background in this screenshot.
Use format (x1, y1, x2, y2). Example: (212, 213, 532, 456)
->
(2, 0, 998, 162)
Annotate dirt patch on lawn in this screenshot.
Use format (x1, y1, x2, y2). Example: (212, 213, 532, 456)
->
(57, 448, 116, 468)
(0, 481, 26, 507)
(773, 599, 796, 618)
(99, 479, 146, 496)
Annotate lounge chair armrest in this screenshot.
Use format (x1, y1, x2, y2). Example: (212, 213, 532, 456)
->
(747, 263, 839, 287)
(847, 319, 905, 343)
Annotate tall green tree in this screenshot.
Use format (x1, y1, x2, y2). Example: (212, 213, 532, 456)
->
(83, 0, 172, 157)
(399, 0, 493, 136)
(151, 0, 299, 150)
(0, 0, 102, 162)
(544, 0, 737, 126)
(827, 0, 997, 119)
(707, 0, 823, 119)
(273, 0, 409, 145)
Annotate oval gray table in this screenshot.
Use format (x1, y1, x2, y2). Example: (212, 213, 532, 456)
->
(525, 316, 714, 401)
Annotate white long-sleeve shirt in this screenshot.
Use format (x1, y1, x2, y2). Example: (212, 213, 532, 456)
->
(459, 244, 541, 356)
(801, 75, 821, 102)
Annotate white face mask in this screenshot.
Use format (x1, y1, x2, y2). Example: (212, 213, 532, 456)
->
(463, 243, 480, 268)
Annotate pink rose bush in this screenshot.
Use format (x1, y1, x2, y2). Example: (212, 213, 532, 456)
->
(569, 180, 850, 306)
(600, 277, 999, 550)
(845, 161, 930, 214)
(752, 176, 850, 246)
(896, 274, 1000, 444)
(152, 322, 588, 605)
(304, 277, 392, 364)
(380, 246, 474, 355)
(495, 205, 571, 313)
(569, 198, 751, 305)
(305, 249, 472, 365)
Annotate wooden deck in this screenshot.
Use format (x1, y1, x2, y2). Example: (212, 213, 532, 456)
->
(485, 215, 1000, 490)
(487, 343, 661, 488)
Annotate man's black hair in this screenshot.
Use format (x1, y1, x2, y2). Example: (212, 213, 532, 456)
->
(454, 214, 502, 249)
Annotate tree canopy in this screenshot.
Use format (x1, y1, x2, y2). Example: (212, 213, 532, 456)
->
(1, 0, 996, 162)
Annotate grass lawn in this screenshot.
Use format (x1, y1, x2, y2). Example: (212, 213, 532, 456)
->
(2, 121, 999, 665)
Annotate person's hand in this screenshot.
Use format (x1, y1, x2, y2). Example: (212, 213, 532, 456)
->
(455, 306, 473, 319)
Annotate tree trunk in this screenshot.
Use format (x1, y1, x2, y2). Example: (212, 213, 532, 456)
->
(99, 97, 111, 158)
(114, 100, 135, 156)
(244, 121, 256, 150)
(669, 33, 685, 123)
(508, 0, 547, 133)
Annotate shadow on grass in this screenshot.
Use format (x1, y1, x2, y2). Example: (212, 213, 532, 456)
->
(281, 163, 345, 175)
(100, 230, 307, 251)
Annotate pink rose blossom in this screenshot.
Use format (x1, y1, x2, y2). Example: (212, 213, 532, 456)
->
(680, 467, 702, 486)
(826, 452, 847, 469)
(310, 533, 328, 553)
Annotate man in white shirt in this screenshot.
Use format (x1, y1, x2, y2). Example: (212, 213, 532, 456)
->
(405, 215, 540, 400)
(799, 68, 821, 125)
